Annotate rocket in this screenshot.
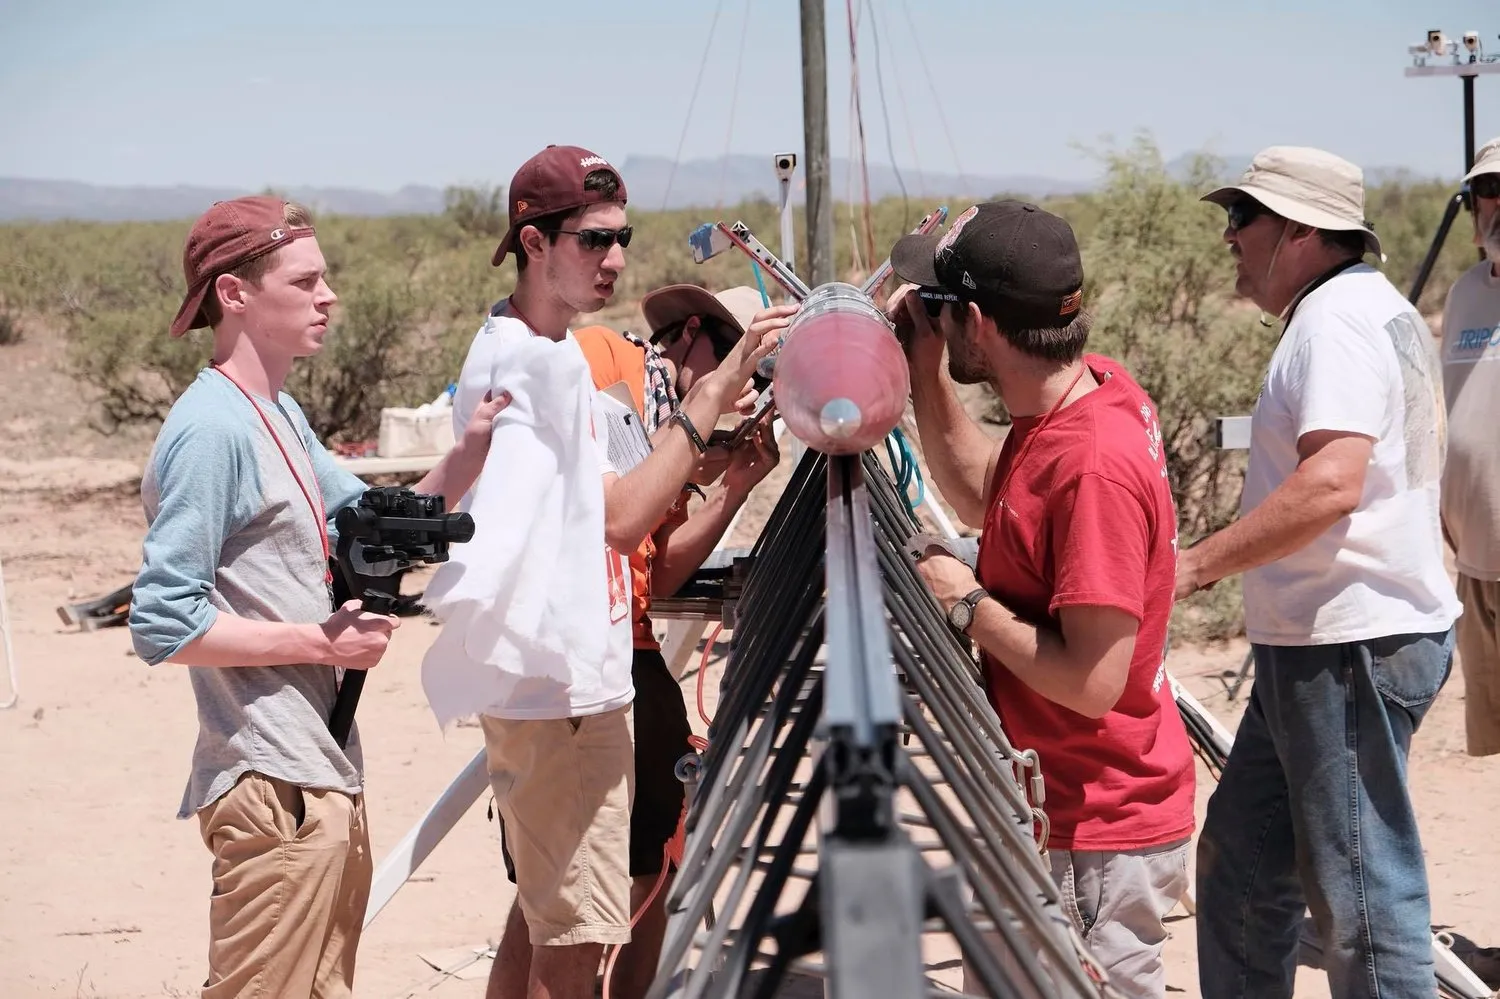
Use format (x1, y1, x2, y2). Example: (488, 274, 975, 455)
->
(688, 208, 944, 457)
(770, 283, 910, 456)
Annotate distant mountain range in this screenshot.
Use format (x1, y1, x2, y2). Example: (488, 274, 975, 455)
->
(0, 152, 1441, 223)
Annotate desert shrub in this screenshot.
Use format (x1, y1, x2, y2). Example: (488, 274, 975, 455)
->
(0, 306, 20, 345)
(444, 185, 508, 240)
(1068, 136, 1274, 640)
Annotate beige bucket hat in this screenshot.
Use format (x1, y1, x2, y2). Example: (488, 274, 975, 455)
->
(1464, 136, 1500, 181)
(641, 284, 766, 348)
(1202, 145, 1383, 260)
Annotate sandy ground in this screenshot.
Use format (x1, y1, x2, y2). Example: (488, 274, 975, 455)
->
(1, 317, 1497, 998)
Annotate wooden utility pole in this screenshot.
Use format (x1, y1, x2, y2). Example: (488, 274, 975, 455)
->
(800, 0, 835, 287)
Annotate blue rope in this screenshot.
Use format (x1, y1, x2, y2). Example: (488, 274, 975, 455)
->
(884, 426, 925, 513)
(750, 262, 771, 307)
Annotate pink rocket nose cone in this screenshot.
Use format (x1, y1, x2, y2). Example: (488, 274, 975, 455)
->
(772, 287, 909, 455)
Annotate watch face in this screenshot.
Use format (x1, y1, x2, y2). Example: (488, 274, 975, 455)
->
(949, 601, 972, 631)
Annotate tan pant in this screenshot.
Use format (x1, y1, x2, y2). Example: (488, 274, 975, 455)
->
(1456, 574, 1500, 757)
(481, 706, 634, 947)
(196, 772, 372, 999)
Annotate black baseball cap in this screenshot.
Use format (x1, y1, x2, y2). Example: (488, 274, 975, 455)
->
(891, 201, 1083, 327)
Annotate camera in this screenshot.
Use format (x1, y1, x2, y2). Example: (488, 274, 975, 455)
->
(774, 153, 797, 183)
(335, 486, 474, 583)
(326, 486, 476, 747)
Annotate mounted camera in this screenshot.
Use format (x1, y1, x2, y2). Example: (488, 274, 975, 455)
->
(773, 152, 797, 182)
(326, 486, 475, 747)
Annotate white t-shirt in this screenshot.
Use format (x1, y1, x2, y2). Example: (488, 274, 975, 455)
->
(430, 305, 633, 720)
(1439, 260, 1500, 580)
(1240, 264, 1460, 646)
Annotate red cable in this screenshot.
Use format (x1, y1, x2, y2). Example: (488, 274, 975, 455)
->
(696, 623, 724, 728)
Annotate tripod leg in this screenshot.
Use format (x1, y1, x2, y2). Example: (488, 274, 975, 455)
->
(1408, 191, 1468, 306)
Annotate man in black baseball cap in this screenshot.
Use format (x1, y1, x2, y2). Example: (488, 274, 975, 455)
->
(890, 201, 1195, 999)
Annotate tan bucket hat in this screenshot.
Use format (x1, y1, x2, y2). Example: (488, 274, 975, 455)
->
(1202, 146, 1383, 260)
(641, 284, 766, 347)
(1464, 136, 1500, 181)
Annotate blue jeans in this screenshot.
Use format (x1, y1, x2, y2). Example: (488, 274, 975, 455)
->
(1196, 629, 1454, 999)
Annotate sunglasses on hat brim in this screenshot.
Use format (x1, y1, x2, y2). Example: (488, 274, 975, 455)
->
(916, 288, 962, 317)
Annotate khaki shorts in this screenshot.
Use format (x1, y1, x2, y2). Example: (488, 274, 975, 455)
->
(197, 772, 371, 999)
(1456, 574, 1500, 757)
(480, 705, 634, 947)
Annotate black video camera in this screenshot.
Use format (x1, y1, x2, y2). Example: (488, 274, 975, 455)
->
(326, 486, 475, 747)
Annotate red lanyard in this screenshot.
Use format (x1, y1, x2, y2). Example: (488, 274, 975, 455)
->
(213, 365, 333, 583)
(991, 362, 1090, 515)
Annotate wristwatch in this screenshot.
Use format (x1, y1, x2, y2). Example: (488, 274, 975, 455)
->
(947, 588, 989, 634)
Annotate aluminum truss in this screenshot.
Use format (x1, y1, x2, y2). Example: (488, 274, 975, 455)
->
(646, 448, 1116, 999)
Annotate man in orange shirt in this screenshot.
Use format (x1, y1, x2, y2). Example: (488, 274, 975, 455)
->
(570, 284, 776, 997)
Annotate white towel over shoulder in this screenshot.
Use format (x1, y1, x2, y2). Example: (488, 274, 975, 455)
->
(420, 312, 634, 727)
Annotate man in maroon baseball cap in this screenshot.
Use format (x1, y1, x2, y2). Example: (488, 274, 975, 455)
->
(129, 195, 508, 998)
(432, 146, 792, 999)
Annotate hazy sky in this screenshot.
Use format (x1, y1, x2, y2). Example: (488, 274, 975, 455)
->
(3, 0, 1498, 192)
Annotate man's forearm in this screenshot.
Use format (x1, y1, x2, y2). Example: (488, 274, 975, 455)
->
(606, 392, 724, 553)
(1188, 467, 1357, 588)
(967, 600, 1120, 719)
(413, 436, 486, 506)
(169, 612, 334, 668)
(652, 487, 746, 598)
(909, 361, 997, 527)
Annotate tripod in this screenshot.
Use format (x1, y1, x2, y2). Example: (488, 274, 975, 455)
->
(1404, 59, 1500, 306)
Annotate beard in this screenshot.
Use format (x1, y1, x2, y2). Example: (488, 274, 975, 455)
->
(945, 332, 990, 384)
(1481, 209, 1500, 260)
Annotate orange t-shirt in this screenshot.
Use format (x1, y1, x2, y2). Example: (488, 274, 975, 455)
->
(575, 326, 691, 651)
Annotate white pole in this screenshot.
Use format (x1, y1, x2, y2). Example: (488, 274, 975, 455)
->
(364, 748, 490, 928)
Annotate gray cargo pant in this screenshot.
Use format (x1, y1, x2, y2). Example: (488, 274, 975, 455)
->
(964, 838, 1191, 999)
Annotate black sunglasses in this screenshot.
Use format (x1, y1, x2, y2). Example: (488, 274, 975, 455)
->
(1472, 174, 1500, 200)
(551, 225, 634, 251)
(1226, 198, 1271, 232)
(916, 288, 961, 317)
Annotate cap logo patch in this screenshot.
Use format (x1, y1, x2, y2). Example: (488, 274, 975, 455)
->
(937, 205, 979, 258)
(516, 199, 529, 213)
(962, 271, 977, 290)
(270, 228, 286, 240)
(579, 155, 609, 169)
(1059, 289, 1082, 315)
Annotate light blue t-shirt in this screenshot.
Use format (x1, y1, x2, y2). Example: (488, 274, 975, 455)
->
(129, 368, 369, 818)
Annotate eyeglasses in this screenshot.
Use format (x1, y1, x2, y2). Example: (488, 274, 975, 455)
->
(1472, 174, 1500, 200)
(551, 225, 634, 251)
(655, 315, 734, 357)
(1226, 198, 1270, 232)
(916, 288, 961, 317)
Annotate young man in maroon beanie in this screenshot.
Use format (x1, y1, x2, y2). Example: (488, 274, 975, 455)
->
(128, 195, 508, 998)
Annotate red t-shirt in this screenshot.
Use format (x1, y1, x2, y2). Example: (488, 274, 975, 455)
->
(976, 354, 1195, 852)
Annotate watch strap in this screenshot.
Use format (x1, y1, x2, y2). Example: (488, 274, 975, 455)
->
(670, 408, 709, 455)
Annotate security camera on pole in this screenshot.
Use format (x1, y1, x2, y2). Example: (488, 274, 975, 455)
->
(1405, 26, 1500, 304)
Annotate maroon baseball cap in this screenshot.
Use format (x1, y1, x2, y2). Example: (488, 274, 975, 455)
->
(170, 195, 315, 337)
(491, 144, 628, 266)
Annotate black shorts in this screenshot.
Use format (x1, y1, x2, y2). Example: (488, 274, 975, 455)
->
(499, 647, 694, 881)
